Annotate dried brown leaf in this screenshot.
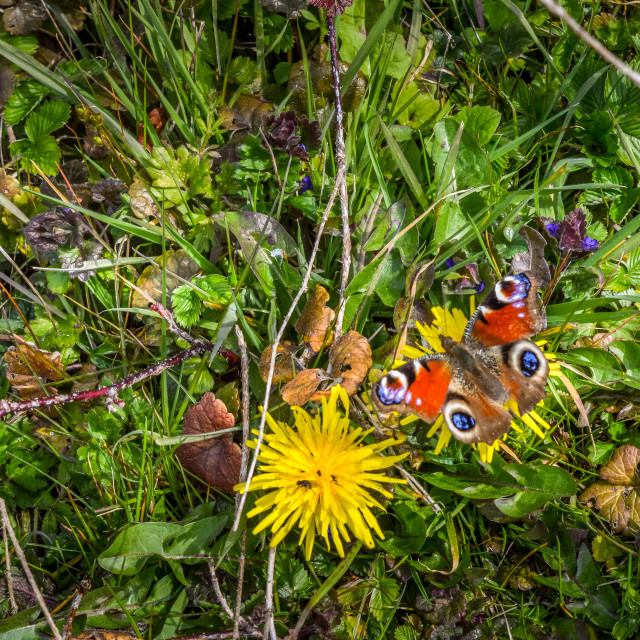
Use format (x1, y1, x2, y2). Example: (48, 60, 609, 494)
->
(600, 444, 640, 485)
(580, 444, 640, 535)
(281, 368, 323, 405)
(321, 330, 372, 397)
(259, 341, 298, 384)
(176, 393, 241, 493)
(581, 483, 631, 534)
(219, 95, 274, 131)
(295, 285, 335, 353)
(4, 344, 64, 385)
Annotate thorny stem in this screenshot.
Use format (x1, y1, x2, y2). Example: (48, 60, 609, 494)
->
(0, 305, 212, 420)
(327, 15, 351, 343)
(0, 498, 63, 640)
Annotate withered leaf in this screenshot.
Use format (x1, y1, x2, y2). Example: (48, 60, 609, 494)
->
(281, 368, 323, 405)
(131, 249, 200, 309)
(176, 393, 241, 493)
(322, 330, 372, 397)
(600, 444, 640, 485)
(219, 95, 274, 131)
(129, 179, 158, 219)
(512, 226, 551, 288)
(295, 285, 335, 353)
(580, 444, 640, 535)
(3, 0, 46, 35)
(3, 344, 65, 411)
(259, 341, 298, 384)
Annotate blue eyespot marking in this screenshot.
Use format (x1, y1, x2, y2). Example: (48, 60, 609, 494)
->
(501, 273, 531, 301)
(520, 350, 539, 377)
(451, 412, 475, 431)
(376, 374, 407, 405)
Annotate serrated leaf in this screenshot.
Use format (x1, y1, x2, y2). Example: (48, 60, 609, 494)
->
(369, 577, 400, 622)
(4, 78, 49, 125)
(172, 285, 202, 328)
(11, 135, 62, 175)
(452, 105, 501, 146)
(24, 100, 70, 139)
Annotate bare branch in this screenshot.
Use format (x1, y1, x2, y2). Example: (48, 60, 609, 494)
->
(0, 498, 62, 640)
(539, 0, 640, 89)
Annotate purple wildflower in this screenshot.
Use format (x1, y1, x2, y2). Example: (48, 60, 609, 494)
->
(582, 236, 598, 250)
(545, 222, 559, 238)
(475, 282, 485, 294)
(299, 175, 313, 194)
(445, 258, 455, 269)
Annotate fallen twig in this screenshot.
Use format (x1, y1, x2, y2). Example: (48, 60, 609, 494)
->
(0, 498, 63, 640)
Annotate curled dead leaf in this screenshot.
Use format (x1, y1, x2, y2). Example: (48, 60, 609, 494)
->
(321, 330, 372, 397)
(294, 285, 335, 353)
(279, 331, 372, 405)
(259, 341, 299, 384)
(580, 444, 640, 535)
(176, 393, 241, 493)
(281, 368, 323, 406)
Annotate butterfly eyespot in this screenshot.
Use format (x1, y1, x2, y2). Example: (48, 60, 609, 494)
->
(451, 412, 475, 431)
(520, 350, 539, 377)
(496, 273, 531, 303)
(376, 372, 408, 405)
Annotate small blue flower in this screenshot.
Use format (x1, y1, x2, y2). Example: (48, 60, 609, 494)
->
(545, 222, 559, 237)
(582, 236, 598, 250)
(475, 282, 485, 294)
(298, 175, 313, 194)
(445, 258, 455, 269)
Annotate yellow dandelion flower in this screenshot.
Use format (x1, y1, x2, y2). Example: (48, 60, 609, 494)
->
(397, 306, 560, 464)
(234, 385, 408, 560)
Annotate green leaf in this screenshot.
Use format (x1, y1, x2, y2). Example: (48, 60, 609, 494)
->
(433, 201, 467, 246)
(11, 135, 61, 175)
(394, 625, 420, 640)
(24, 100, 70, 139)
(452, 106, 501, 146)
(4, 78, 49, 125)
(369, 577, 400, 622)
(273, 61, 291, 85)
(345, 252, 404, 307)
(172, 285, 202, 328)
(45, 270, 71, 294)
(432, 119, 489, 191)
(561, 347, 625, 384)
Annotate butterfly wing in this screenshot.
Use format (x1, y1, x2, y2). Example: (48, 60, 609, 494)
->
(479, 339, 550, 415)
(373, 355, 452, 423)
(464, 271, 546, 348)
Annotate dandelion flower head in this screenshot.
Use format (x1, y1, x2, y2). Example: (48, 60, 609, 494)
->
(235, 385, 407, 560)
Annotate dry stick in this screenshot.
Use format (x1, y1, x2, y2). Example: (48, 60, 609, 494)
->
(0, 305, 212, 419)
(538, 0, 640, 89)
(2, 512, 17, 614)
(233, 325, 251, 640)
(61, 578, 91, 640)
(233, 529, 247, 640)
(327, 15, 351, 343)
(209, 562, 235, 619)
(0, 498, 63, 640)
(231, 179, 341, 532)
(263, 546, 278, 640)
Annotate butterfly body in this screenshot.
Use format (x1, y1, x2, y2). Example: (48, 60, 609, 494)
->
(373, 272, 549, 444)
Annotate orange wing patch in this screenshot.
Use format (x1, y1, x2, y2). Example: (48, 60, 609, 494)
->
(405, 360, 451, 422)
(472, 305, 537, 347)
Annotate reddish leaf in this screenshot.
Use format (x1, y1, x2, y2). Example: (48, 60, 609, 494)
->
(176, 393, 241, 493)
